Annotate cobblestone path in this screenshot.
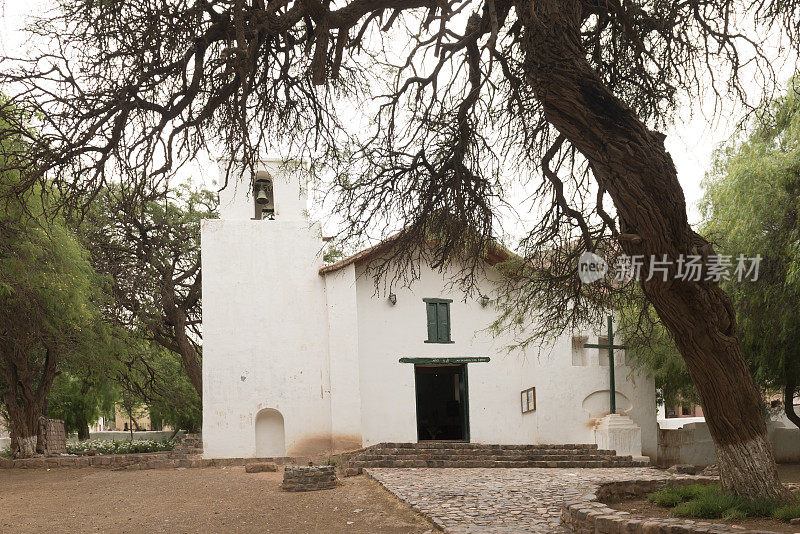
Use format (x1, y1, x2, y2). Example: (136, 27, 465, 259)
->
(366, 467, 679, 533)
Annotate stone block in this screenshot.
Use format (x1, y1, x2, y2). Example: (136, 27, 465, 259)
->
(282, 465, 337, 492)
(668, 464, 698, 475)
(246, 462, 278, 473)
(36, 418, 66, 456)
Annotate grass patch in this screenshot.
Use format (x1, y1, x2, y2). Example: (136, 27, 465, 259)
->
(646, 484, 800, 522)
(773, 503, 800, 521)
(648, 484, 710, 507)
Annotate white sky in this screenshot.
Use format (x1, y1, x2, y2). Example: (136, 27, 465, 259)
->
(0, 1, 792, 231)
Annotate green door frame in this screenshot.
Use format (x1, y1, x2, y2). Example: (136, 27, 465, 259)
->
(460, 363, 470, 442)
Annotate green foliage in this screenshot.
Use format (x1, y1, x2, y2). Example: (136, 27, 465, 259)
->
(702, 75, 800, 398)
(647, 484, 800, 521)
(79, 181, 213, 403)
(47, 372, 116, 436)
(323, 243, 346, 264)
(65, 438, 174, 455)
(0, 120, 107, 442)
(618, 297, 697, 407)
(115, 341, 202, 433)
(144, 352, 202, 433)
(625, 76, 800, 408)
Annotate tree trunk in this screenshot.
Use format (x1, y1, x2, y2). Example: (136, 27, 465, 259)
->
(4, 405, 40, 459)
(785, 377, 800, 430)
(160, 285, 203, 399)
(76, 411, 90, 440)
(131, 414, 143, 432)
(1, 346, 60, 458)
(514, 0, 791, 500)
(16, 435, 37, 457)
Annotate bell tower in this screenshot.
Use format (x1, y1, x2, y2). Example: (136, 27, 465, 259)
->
(202, 157, 330, 459)
(217, 159, 308, 222)
(253, 171, 275, 220)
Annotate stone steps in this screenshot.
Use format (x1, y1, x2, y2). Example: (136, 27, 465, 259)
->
(335, 442, 648, 469)
(377, 442, 599, 450)
(353, 454, 618, 462)
(347, 459, 643, 468)
(360, 449, 616, 460)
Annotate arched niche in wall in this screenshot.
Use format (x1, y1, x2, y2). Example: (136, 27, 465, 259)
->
(255, 408, 286, 457)
(582, 390, 632, 420)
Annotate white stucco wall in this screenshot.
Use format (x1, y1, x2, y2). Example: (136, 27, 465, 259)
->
(202, 178, 334, 458)
(324, 264, 363, 450)
(352, 260, 658, 459)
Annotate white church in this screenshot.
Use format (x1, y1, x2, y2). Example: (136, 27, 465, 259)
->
(201, 160, 657, 461)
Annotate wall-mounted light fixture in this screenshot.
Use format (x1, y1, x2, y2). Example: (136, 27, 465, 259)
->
(480, 295, 490, 307)
(388, 293, 397, 305)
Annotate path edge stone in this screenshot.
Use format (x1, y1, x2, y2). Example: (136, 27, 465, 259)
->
(560, 476, 793, 534)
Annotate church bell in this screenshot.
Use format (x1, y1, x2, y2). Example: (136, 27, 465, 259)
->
(256, 186, 269, 204)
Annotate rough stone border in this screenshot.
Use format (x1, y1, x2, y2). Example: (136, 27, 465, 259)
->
(282, 465, 339, 492)
(0, 452, 306, 471)
(561, 477, 794, 534)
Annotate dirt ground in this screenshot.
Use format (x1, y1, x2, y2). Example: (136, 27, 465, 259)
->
(0, 467, 435, 533)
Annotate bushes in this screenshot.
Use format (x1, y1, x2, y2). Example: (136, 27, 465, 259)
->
(65, 438, 174, 455)
(647, 484, 800, 522)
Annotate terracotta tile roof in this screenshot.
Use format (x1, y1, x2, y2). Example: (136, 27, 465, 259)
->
(318, 231, 517, 275)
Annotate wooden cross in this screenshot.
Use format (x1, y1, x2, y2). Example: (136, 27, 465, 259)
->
(584, 315, 627, 414)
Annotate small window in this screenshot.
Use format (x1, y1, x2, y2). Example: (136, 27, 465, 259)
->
(424, 298, 453, 343)
(571, 335, 588, 366)
(521, 387, 536, 413)
(598, 336, 610, 366)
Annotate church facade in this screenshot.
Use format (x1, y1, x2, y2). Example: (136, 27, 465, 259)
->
(201, 161, 657, 460)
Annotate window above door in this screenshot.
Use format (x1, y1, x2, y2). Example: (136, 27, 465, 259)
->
(423, 298, 454, 343)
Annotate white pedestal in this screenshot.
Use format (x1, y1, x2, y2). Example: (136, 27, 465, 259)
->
(595, 413, 648, 463)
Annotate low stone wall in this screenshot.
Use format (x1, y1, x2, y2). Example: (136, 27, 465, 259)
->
(282, 466, 338, 492)
(37, 418, 66, 455)
(68, 430, 184, 443)
(0, 452, 302, 470)
(561, 477, 788, 534)
(658, 421, 800, 467)
(771, 426, 800, 463)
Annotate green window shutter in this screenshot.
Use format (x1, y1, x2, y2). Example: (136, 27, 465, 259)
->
(426, 302, 438, 342)
(437, 302, 450, 342)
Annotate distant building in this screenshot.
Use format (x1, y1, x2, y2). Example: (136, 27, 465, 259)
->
(664, 403, 703, 418)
